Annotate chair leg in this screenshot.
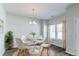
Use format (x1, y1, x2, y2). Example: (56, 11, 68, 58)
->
(47, 48, 49, 56)
(40, 47, 44, 56)
(47, 46, 50, 56)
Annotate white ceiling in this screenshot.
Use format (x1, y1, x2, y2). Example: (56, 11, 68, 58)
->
(3, 3, 71, 20)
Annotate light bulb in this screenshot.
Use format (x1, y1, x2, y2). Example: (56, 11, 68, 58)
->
(33, 21, 37, 24)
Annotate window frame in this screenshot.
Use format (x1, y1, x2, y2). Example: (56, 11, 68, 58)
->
(50, 25, 56, 39)
(49, 23, 63, 40)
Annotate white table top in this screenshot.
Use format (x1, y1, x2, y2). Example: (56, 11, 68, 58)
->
(21, 38, 44, 46)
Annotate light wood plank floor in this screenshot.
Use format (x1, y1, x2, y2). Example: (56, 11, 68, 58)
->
(3, 45, 72, 56)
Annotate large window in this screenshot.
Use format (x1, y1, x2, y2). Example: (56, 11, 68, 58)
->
(50, 25, 56, 39)
(50, 23, 63, 40)
(43, 24, 47, 39)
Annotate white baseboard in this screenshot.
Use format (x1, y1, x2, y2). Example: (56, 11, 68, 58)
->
(51, 43, 63, 48)
(65, 50, 76, 56)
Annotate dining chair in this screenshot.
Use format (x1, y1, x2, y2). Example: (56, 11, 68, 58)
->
(15, 38, 30, 56)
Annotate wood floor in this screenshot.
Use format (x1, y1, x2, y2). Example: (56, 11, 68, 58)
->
(3, 45, 72, 56)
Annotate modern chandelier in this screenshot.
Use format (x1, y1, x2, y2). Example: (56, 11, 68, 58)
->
(29, 8, 37, 25)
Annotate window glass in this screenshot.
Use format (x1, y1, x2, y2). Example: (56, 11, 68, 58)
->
(50, 32, 56, 39)
(44, 24, 47, 38)
(50, 25, 56, 39)
(57, 32, 62, 39)
(49, 23, 63, 40)
(50, 25, 55, 32)
(57, 23, 63, 31)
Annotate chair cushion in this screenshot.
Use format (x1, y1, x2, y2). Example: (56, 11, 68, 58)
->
(41, 44, 50, 48)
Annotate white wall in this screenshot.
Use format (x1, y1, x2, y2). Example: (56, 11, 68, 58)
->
(6, 13, 41, 47)
(0, 4, 6, 56)
(65, 4, 79, 55)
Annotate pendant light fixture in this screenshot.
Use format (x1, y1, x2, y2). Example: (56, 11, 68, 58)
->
(29, 8, 37, 25)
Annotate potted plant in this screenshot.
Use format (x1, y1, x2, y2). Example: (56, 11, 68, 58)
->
(30, 32, 37, 38)
(5, 31, 13, 50)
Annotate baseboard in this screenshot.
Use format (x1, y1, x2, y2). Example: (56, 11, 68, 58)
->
(65, 50, 75, 56)
(51, 43, 64, 49)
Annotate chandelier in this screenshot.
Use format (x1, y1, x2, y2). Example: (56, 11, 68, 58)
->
(29, 8, 37, 24)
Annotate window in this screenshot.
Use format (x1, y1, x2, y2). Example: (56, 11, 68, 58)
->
(50, 25, 56, 39)
(57, 24, 63, 39)
(49, 23, 63, 40)
(43, 24, 47, 38)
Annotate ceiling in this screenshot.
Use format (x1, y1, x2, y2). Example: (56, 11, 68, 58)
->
(3, 3, 71, 20)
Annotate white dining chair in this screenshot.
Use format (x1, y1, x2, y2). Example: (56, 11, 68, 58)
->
(15, 38, 30, 56)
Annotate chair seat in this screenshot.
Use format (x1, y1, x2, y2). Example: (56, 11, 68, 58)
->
(29, 46, 43, 56)
(41, 43, 50, 48)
